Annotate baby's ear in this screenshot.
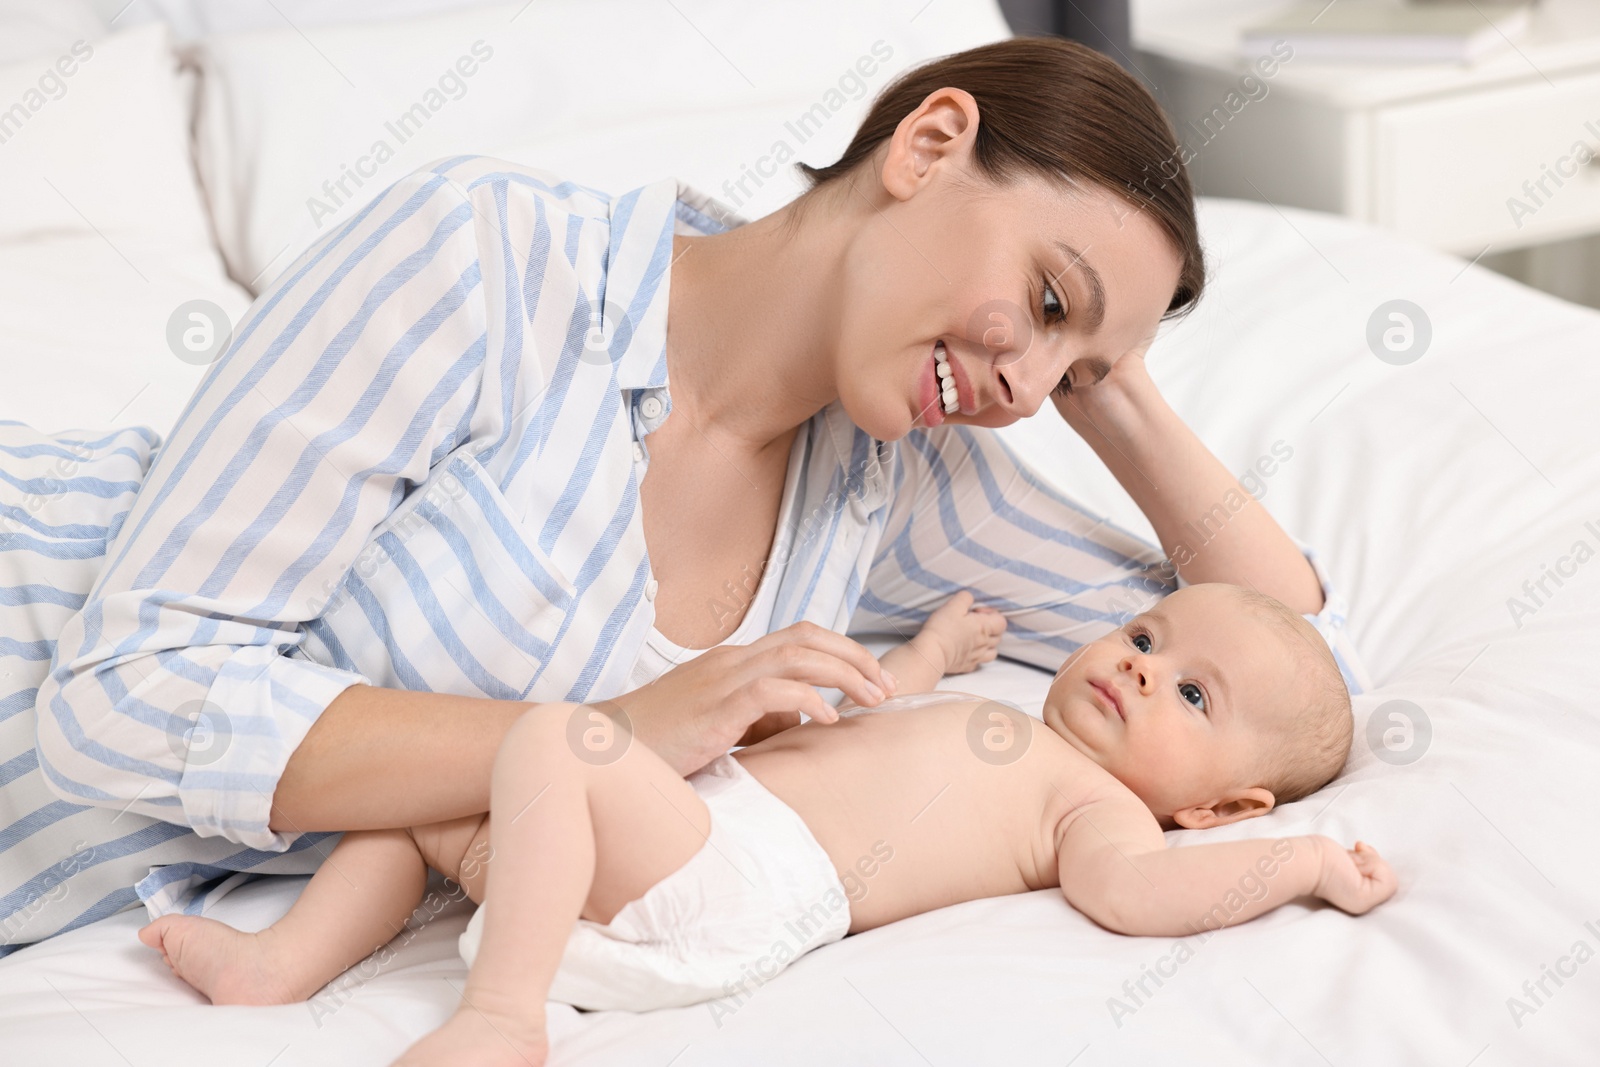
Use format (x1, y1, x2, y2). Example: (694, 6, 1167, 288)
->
(1170, 788, 1276, 830)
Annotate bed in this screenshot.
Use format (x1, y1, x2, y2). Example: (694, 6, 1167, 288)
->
(2, 0, 1597, 1062)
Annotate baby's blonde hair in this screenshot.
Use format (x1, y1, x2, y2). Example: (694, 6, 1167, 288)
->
(1226, 587, 1353, 806)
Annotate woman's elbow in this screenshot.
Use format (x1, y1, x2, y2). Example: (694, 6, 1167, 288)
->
(32, 660, 135, 804)
(33, 663, 82, 757)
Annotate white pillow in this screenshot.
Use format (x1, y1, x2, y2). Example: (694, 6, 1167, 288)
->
(0, 23, 214, 253)
(0, 20, 252, 436)
(0, 241, 252, 438)
(189, 0, 1012, 292)
(0, 0, 104, 64)
(86, 0, 502, 42)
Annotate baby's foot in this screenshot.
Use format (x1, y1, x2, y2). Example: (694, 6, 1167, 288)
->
(917, 590, 1006, 675)
(391, 1002, 547, 1067)
(138, 915, 302, 1005)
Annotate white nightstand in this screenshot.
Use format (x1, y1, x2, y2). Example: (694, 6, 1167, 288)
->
(1132, 0, 1600, 258)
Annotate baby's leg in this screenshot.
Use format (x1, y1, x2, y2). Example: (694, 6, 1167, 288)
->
(393, 702, 714, 1067)
(138, 820, 464, 1005)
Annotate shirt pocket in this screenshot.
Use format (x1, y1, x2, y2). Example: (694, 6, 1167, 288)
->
(302, 447, 576, 701)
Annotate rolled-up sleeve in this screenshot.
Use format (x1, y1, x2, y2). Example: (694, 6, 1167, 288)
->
(1260, 542, 1371, 696)
(849, 425, 1373, 696)
(34, 164, 498, 850)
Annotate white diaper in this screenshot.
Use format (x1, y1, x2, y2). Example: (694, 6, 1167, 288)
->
(458, 753, 851, 1011)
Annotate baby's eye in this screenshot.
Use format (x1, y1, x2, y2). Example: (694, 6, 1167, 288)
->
(1130, 631, 1152, 654)
(1180, 682, 1206, 711)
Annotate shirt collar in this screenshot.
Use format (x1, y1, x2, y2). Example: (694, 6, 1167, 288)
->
(604, 177, 749, 394)
(601, 178, 892, 515)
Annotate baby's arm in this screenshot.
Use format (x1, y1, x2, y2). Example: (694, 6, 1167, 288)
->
(1055, 792, 1397, 936)
(840, 592, 1007, 709)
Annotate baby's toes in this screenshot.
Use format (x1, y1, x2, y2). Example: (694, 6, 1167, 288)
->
(139, 916, 184, 957)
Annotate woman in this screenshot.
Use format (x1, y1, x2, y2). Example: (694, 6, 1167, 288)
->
(5, 37, 1367, 952)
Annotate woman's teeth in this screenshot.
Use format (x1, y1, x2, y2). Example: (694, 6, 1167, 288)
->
(934, 343, 957, 414)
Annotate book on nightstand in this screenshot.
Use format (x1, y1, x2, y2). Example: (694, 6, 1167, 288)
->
(1239, 1, 1534, 63)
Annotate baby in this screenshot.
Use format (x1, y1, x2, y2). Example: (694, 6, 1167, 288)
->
(138, 583, 1396, 1066)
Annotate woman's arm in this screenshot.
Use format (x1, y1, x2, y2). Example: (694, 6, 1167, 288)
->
(846, 363, 1371, 694)
(275, 617, 906, 832)
(1052, 351, 1323, 615)
(1049, 350, 1324, 614)
(268, 685, 528, 833)
(35, 166, 493, 851)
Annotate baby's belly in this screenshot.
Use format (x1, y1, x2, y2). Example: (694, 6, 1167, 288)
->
(732, 711, 1059, 933)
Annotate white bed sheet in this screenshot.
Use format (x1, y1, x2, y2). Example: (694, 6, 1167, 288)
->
(3, 196, 1598, 1064)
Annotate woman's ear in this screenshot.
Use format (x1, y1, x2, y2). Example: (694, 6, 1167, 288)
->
(880, 87, 981, 201)
(1169, 787, 1276, 830)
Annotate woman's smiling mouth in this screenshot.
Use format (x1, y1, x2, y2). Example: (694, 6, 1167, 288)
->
(916, 341, 975, 426)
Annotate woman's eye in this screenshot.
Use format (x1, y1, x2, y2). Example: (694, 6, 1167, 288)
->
(1041, 278, 1066, 325)
(1180, 682, 1207, 711)
(1044, 280, 1073, 396)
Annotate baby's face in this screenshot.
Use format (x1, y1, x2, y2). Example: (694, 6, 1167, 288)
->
(1040, 584, 1297, 822)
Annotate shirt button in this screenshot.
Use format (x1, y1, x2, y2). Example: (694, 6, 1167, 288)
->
(633, 441, 644, 462)
(645, 578, 659, 601)
(639, 394, 663, 420)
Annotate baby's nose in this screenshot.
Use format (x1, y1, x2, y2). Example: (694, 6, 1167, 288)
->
(1122, 663, 1151, 692)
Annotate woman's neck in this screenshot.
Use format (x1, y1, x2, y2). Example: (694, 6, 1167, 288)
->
(663, 192, 850, 458)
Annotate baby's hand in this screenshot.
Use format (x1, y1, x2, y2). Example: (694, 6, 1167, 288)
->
(916, 591, 1007, 675)
(1314, 839, 1397, 915)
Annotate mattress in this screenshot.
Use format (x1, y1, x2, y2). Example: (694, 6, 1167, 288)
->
(2, 194, 1597, 1064)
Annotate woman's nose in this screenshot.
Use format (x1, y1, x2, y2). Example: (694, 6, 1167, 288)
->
(992, 365, 1052, 418)
(970, 303, 1058, 420)
(988, 342, 1066, 419)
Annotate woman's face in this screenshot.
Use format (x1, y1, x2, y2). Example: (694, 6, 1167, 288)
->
(832, 111, 1185, 441)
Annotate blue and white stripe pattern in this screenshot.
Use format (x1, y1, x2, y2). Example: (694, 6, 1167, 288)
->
(0, 422, 342, 957)
(4, 155, 1368, 952)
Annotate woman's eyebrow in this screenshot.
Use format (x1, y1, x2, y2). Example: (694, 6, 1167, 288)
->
(1051, 241, 1106, 333)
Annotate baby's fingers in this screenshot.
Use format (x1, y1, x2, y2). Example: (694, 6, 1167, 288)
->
(1350, 841, 1384, 869)
(1350, 843, 1398, 905)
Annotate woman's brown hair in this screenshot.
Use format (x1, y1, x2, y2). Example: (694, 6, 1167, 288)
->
(796, 36, 1205, 318)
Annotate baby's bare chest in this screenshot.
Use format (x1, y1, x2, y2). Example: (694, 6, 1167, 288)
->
(735, 704, 1091, 931)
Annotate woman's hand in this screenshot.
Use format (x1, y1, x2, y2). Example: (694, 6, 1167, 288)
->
(1050, 340, 1156, 439)
(605, 622, 898, 776)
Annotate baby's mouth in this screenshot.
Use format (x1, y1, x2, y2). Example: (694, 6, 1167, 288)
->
(1090, 680, 1125, 721)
